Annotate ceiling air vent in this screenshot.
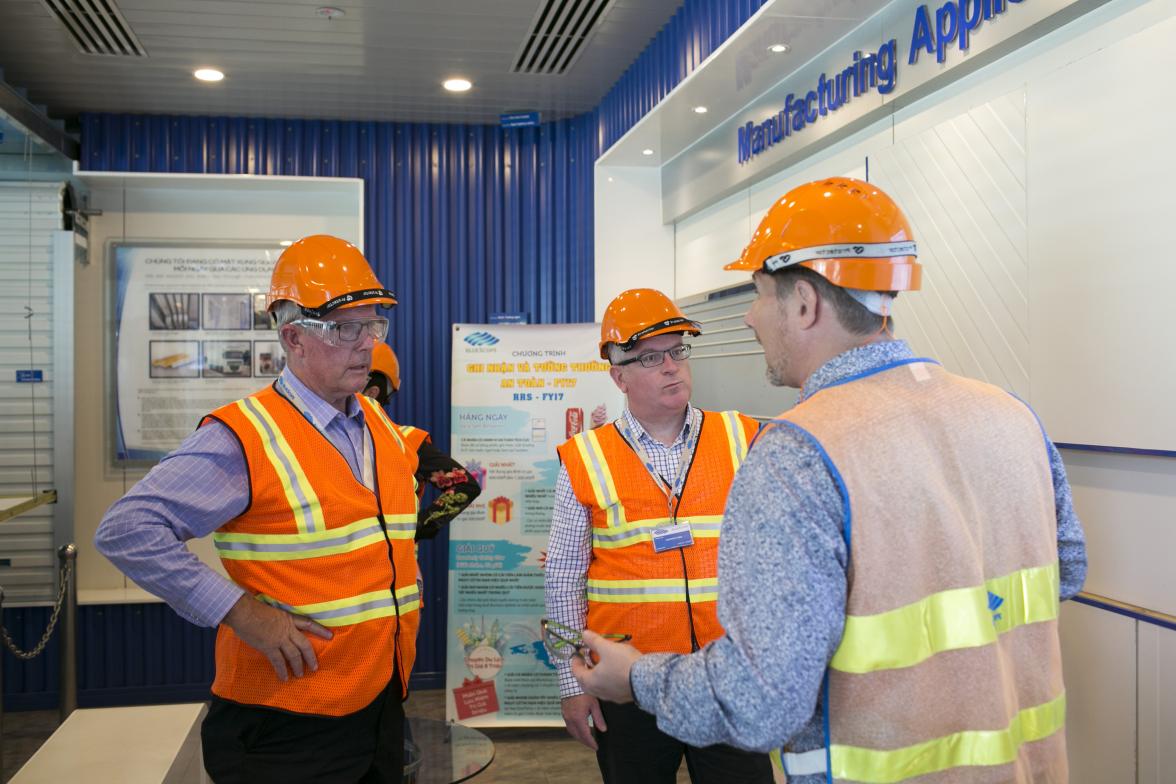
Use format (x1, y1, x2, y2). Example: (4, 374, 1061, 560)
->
(40, 0, 147, 57)
(512, 0, 614, 75)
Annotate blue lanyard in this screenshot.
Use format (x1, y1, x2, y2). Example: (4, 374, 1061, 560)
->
(614, 408, 701, 521)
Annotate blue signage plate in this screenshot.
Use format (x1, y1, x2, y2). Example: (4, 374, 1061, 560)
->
(499, 112, 541, 128)
(489, 312, 530, 324)
(16, 369, 43, 383)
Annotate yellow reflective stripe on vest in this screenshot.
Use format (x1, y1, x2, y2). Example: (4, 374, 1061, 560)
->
(213, 514, 417, 561)
(830, 563, 1059, 674)
(591, 516, 723, 549)
(719, 410, 750, 471)
(258, 583, 421, 628)
(586, 576, 718, 603)
(574, 430, 626, 528)
(237, 397, 324, 534)
(359, 395, 406, 454)
(830, 692, 1067, 783)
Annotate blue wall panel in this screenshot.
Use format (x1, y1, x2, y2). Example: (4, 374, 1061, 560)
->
(595, 0, 768, 152)
(9, 112, 601, 705)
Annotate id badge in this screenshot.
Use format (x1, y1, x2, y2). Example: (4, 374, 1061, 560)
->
(651, 522, 694, 553)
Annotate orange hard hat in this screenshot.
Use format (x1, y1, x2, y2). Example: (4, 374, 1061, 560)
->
(370, 342, 401, 392)
(726, 177, 921, 292)
(267, 234, 397, 317)
(599, 288, 701, 360)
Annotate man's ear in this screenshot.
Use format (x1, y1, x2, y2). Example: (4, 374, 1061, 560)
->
(280, 324, 303, 357)
(609, 364, 627, 393)
(791, 278, 820, 329)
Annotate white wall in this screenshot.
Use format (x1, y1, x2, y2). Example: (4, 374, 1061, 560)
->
(75, 174, 362, 601)
(593, 165, 676, 318)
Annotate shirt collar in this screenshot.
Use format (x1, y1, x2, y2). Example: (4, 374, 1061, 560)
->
(621, 405, 698, 448)
(800, 340, 917, 402)
(278, 367, 364, 430)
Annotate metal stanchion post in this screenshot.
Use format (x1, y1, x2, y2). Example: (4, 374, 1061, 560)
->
(58, 544, 78, 722)
(1, 585, 7, 783)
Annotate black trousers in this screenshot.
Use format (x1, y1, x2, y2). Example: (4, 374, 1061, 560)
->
(595, 700, 773, 784)
(201, 668, 404, 783)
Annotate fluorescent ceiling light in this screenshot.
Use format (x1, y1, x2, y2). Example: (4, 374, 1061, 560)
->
(194, 68, 224, 82)
(443, 78, 473, 92)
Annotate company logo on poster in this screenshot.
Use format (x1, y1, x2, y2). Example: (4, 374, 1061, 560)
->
(464, 331, 501, 346)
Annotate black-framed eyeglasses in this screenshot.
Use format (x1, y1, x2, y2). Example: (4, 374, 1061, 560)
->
(291, 317, 389, 346)
(614, 343, 692, 368)
(540, 619, 630, 664)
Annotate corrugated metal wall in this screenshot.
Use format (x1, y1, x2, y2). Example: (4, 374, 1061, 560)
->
(2, 604, 216, 710)
(596, 0, 769, 152)
(0, 184, 59, 604)
(63, 112, 599, 697)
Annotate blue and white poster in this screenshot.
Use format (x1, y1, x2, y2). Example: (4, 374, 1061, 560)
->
(111, 243, 283, 462)
(446, 323, 623, 726)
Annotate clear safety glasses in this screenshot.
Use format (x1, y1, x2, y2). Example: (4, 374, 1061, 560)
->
(540, 618, 631, 666)
(614, 343, 692, 368)
(291, 317, 389, 347)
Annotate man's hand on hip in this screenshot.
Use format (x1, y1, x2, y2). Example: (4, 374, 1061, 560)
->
(222, 594, 333, 681)
(571, 630, 641, 705)
(560, 693, 607, 750)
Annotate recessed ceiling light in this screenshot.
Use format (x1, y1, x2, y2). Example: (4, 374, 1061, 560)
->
(194, 68, 224, 82)
(693, 106, 708, 114)
(443, 78, 472, 92)
(642, 148, 654, 156)
(768, 44, 790, 54)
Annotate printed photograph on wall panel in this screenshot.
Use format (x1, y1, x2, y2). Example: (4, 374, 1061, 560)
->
(111, 243, 283, 463)
(446, 323, 624, 726)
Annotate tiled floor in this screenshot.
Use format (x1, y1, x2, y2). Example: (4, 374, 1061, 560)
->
(1, 691, 691, 783)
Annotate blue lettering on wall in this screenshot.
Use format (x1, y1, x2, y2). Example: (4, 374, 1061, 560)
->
(738, 39, 898, 165)
(739, 0, 1030, 164)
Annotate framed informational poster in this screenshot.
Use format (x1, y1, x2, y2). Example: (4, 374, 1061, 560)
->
(446, 323, 624, 726)
(110, 242, 285, 465)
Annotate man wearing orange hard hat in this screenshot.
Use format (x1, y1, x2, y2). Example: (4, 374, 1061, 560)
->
(572, 179, 1087, 783)
(544, 288, 771, 783)
(97, 235, 419, 783)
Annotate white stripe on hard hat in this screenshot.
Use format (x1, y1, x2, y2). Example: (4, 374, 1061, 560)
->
(762, 241, 918, 272)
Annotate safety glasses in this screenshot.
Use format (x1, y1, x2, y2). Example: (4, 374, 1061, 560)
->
(540, 619, 630, 665)
(291, 317, 389, 347)
(614, 343, 692, 368)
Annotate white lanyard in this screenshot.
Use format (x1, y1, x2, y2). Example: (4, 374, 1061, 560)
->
(275, 376, 375, 491)
(614, 408, 701, 521)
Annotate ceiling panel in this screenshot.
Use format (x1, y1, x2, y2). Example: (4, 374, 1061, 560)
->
(0, 0, 684, 125)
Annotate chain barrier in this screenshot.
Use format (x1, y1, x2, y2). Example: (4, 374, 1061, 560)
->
(1, 559, 74, 660)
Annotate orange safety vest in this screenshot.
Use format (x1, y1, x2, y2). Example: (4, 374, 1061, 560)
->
(397, 424, 430, 453)
(557, 410, 757, 654)
(772, 359, 1066, 783)
(203, 386, 421, 717)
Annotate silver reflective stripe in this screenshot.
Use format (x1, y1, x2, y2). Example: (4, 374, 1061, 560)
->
(592, 519, 721, 544)
(583, 435, 618, 507)
(242, 396, 319, 533)
(782, 748, 828, 776)
(215, 523, 384, 553)
(588, 581, 718, 599)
